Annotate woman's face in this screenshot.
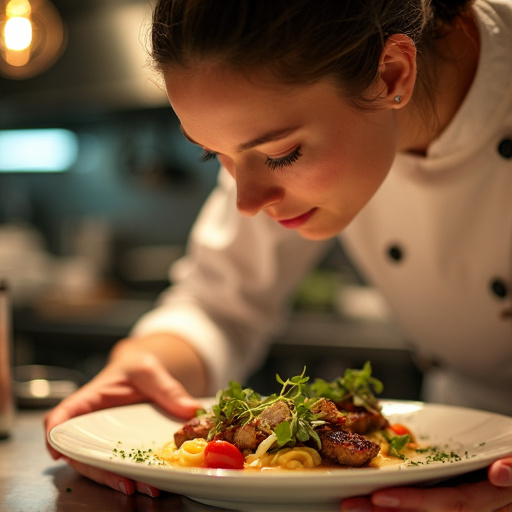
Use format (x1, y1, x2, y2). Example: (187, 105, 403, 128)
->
(164, 65, 399, 240)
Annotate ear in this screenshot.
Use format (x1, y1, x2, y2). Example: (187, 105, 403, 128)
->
(376, 34, 417, 108)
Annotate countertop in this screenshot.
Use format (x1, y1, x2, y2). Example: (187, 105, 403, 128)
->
(0, 409, 227, 512)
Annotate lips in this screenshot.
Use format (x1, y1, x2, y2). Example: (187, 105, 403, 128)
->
(277, 208, 317, 229)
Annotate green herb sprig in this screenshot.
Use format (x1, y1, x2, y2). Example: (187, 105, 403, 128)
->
(383, 432, 411, 459)
(307, 361, 383, 413)
(209, 368, 324, 449)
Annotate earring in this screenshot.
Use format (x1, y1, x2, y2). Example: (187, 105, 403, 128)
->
(394, 95, 401, 103)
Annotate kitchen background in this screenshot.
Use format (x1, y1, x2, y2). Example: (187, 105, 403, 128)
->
(0, 0, 422, 404)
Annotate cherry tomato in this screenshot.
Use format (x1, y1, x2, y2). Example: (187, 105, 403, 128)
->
(204, 440, 245, 469)
(390, 423, 412, 437)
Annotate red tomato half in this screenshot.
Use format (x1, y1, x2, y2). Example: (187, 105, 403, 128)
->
(390, 423, 412, 437)
(204, 440, 245, 470)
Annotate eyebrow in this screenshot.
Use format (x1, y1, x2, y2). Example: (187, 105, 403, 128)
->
(180, 125, 299, 153)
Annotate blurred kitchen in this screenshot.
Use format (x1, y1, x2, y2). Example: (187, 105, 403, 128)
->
(0, 0, 422, 407)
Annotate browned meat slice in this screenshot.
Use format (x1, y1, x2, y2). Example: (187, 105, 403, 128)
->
(232, 423, 267, 453)
(344, 410, 389, 434)
(334, 400, 389, 434)
(257, 400, 292, 432)
(309, 398, 346, 425)
(174, 414, 215, 448)
(213, 425, 236, 444)
(316, 425, 380, 466)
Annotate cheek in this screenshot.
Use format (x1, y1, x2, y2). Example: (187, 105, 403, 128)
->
(299, 138, 393, 205)
(322, 121, 396, 194)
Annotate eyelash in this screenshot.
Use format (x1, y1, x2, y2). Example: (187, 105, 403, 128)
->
(199, 145, 303, 170)
(265, 146, 302, 171)
(200, 150, 217, 163)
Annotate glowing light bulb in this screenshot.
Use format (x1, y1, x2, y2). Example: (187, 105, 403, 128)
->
(6, 0, 31, 18)
(4, 16, 32, 51)
(0, 0, 66, 79)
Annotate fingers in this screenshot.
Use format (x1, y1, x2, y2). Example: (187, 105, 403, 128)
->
(341, 460, 512, 512)
(489, 458, 512, 487)
(368, 479, 512, 511)
(44, 379, 147, 458)
(62, 457, 160, 498)
(127, 354, 202, 419)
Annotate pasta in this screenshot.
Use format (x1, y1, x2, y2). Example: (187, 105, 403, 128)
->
(247, 446, 322, 469)
(159, 438, 207, 467)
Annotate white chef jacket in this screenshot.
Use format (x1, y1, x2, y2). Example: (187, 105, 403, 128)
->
(132, 0, 512, 415)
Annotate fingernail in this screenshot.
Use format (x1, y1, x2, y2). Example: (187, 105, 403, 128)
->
(496, 465, 512, 485)
(139, 484, 159, 498)
(118, 481, 129, 495)
(373, 495, 401, 507)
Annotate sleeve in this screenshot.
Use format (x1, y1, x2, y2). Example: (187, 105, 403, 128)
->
(131, 167, 332, 393)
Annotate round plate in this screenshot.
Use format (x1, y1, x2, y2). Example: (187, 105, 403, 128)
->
(49, 401, 512, 511)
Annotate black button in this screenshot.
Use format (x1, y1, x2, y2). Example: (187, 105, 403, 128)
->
(490, 278, 508, 299)
(498, 138, 512, 159)
(387, 245, 404, 262)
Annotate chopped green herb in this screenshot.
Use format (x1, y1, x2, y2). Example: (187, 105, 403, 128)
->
(111, 441, 165, 466)
(405, 445, 463, 466)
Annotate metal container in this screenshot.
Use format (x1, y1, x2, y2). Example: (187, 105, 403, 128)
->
(0, 280, 14, 438)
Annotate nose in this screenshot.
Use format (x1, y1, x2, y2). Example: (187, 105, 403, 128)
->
(235, 167, 284, 217)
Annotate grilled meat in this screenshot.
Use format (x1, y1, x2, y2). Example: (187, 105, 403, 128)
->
(232, 423, 267, 452)
(219, 401, 292, 453)
(173, 397, 383, 466)
(333, 400, 389, 434)
(174, 414, 215, 448)
(257, 400, 292, 431)
(316, 425, 380, 466)
(345, 409, 389, 434)
(309, 397, 346, 425)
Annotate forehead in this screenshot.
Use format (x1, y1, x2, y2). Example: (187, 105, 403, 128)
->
(163, 64, 347, 150)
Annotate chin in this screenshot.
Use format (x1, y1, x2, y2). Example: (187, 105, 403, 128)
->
(297, 227, 339, 241)
(298, 218, 349, 241)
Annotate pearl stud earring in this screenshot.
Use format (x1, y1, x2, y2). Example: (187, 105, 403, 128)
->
(394, 95, 402, 103)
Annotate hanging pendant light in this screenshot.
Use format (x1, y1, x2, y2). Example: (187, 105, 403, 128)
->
(0, 0, 66, 80)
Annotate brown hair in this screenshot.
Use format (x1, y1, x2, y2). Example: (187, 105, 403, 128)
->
(150, 0, 474, 102)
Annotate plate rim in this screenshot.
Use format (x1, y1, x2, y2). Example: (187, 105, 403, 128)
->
(48, 400, 512, 505)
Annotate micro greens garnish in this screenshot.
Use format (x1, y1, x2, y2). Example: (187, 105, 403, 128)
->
(209, 367, 324, 449)
(308, 361, 383, 413)
(207, 363, 384, 451)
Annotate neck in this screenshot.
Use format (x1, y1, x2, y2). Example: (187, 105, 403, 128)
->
(397, 11, 480, 155)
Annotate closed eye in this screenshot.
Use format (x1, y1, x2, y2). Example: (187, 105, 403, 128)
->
(200, 150, 218, 163)
(265, 146, 302, 171)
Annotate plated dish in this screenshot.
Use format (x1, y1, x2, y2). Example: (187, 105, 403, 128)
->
(49, 400, 512, 511)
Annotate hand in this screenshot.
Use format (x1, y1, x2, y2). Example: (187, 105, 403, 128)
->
(341, 457, 512, 511)
(45, 338, 203, 497)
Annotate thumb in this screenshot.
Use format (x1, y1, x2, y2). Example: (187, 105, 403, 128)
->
(128, 360, 202, 419)
(489, 458, 512, 487)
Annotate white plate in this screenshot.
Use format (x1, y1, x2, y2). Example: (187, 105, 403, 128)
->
(49, 401, 512, 511)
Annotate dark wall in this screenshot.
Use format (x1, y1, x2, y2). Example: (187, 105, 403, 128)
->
(0, 107, 219, 260)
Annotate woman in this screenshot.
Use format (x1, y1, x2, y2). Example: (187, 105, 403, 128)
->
(46, 0, 512, 509)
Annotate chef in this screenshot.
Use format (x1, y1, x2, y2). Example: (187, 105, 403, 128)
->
(46, 0, 512, 509)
